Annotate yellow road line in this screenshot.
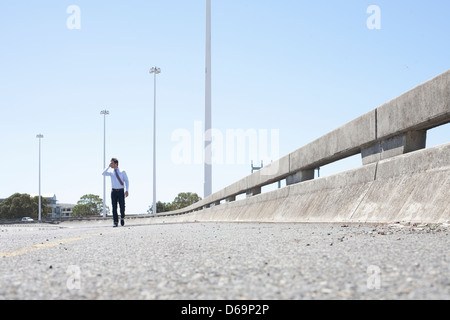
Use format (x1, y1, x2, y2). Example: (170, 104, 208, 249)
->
(0, 231, 120, 259)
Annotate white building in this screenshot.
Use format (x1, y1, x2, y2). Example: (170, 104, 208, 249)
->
(31, 194, 76, 219)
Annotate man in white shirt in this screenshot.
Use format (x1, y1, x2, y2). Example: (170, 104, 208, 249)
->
(102, 158, 129, 227)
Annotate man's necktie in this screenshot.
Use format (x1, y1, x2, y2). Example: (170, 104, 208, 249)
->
(115, 169, 124, 186)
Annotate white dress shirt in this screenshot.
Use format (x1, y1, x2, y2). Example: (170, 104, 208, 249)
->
(102, 167, 129, 192)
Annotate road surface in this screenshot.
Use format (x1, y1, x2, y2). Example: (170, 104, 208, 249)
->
(1, 218, 449, 300)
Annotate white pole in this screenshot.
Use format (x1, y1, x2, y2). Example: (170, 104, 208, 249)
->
(36, 134, 44, 221)
(204, 0, 212, 198)
(153, 71, 157, 215)
(150, 67, 161, 214)
(103, 114, 106, 218)
(101, 110, 109, 218)
(39, 137, 41, 221)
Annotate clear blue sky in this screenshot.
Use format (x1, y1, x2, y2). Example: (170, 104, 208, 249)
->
(1, 0, 449, 213)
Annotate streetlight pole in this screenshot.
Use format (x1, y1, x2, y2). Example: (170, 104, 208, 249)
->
(149, 66, 161, 215)
(36, 134, 44, 221)
(204, 0, 212, 198)
(100, 109, 109, 218)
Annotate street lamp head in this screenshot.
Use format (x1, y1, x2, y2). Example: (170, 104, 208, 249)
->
(149, 67, 161, 75)
(100, 110, 110, 115)
(36, 134, 44, 139)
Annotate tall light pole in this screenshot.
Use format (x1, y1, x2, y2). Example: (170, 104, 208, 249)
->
(204, 0, 212, 198)
(100, 109, 109, 218)
(150, 66, 161, 215)
(36, 134, 44, 221)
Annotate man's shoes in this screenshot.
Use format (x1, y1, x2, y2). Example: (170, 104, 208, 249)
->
(113, 222, 118, 227)
(121, 219, 125, 226)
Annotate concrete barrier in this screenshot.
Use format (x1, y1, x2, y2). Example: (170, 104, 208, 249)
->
(157, 143, 450, 224)
(351, 143, 450, 223)
(154, 70, 450, 224)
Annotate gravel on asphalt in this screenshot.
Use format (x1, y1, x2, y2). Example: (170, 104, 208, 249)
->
(0, 220, 449, 300)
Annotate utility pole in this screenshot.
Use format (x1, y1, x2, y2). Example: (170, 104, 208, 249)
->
(204, 0, 212, 198)
(150, 66, 161, 214)
(100, 109, 109, 218)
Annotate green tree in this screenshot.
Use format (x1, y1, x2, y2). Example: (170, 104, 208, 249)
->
(147, 201, 172, 214)
(171, 192, 202, 210)
(147, 192, 202, 214)
(73, 194, 106, 217)
(0, 193, 48, 220)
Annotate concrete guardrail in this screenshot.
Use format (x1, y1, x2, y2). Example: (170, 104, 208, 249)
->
(154, 70, 450, 223)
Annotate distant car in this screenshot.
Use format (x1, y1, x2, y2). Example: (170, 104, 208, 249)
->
(21, 217, 34, 222)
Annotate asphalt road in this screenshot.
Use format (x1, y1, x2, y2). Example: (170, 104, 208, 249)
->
(0, 219, 449, 300)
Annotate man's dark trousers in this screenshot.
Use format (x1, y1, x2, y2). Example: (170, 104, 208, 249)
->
(111, 189, 125, 224)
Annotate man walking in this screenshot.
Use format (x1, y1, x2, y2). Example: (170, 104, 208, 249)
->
(102, 158, 129, 227)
